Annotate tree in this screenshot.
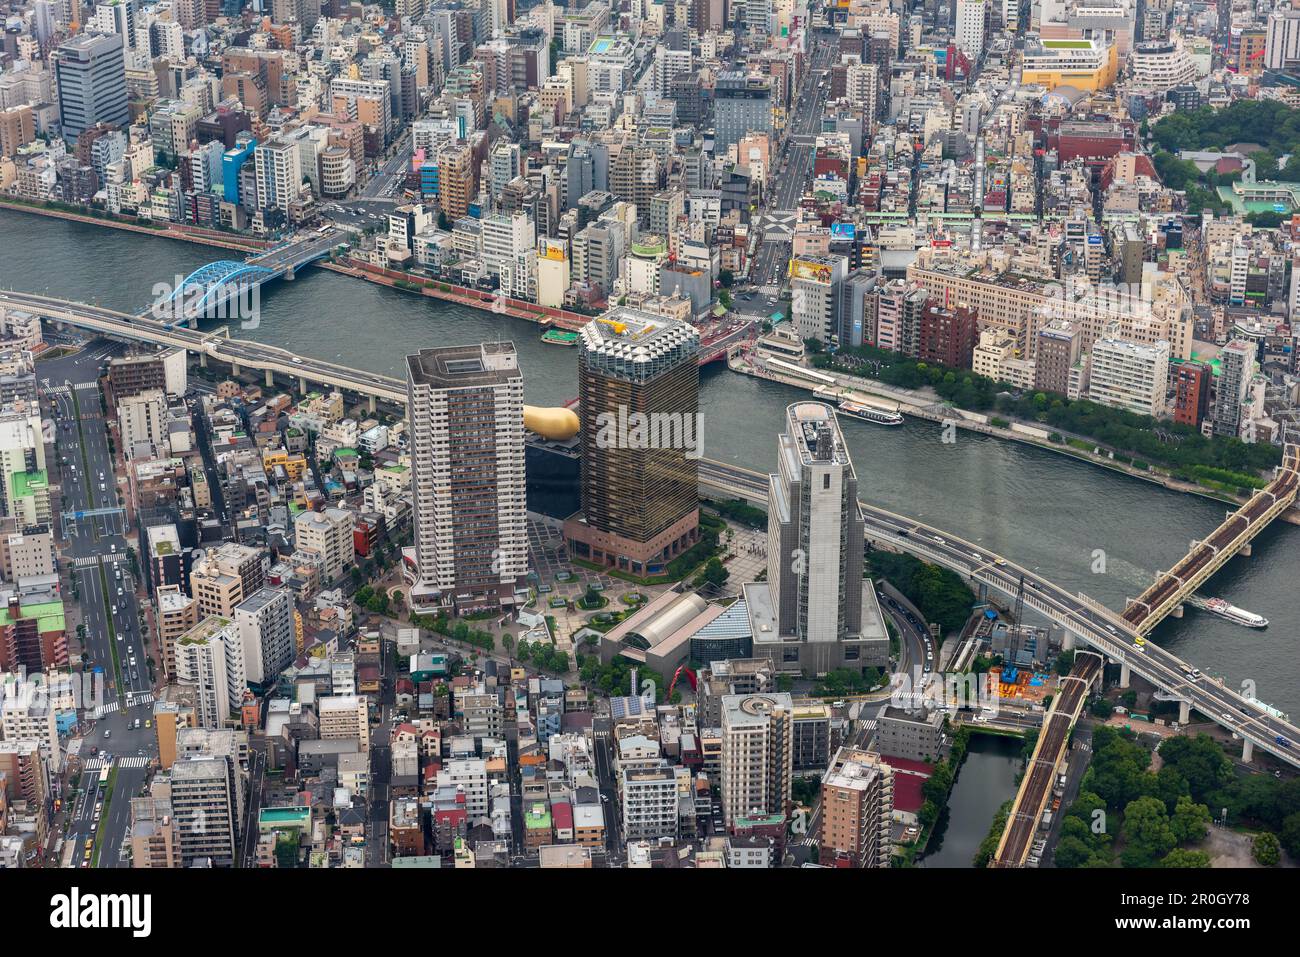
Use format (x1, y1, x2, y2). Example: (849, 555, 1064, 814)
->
(1169, 795, 1211, 845)
(1279, 812, 1300, 860)
(1253, 831, 1282, 867)
(1054, 650, 1075, 676)
(694, 557, 729, 588)
(1054, 835, 1099, 869)
(1161, 848, 1211, 868)
(1148, 766, 1191, 814)
(1157, 734, 1233, 803)
(1122, 796, 1177, 868)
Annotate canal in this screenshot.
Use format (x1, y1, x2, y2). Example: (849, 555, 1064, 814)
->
(917, 733, 1023, 868)
(4, 207, 1298, 716)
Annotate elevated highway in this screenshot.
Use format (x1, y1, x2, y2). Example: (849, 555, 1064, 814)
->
(698, 457, 1300, 770)
(10, 284, 752, 406)
(1123, 444, 1300, 633)
(2, 289, 406, 407)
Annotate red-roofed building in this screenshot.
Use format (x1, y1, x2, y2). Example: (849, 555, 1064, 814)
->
(878, 754, 934, 814)
(552, 800, 574, 842)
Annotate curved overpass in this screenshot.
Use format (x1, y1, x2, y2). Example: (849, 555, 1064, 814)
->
(699, 458, 1300, 770)
(1, 290, 408, 404)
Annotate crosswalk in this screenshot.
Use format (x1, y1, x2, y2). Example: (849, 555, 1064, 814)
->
(79, 756, 151, 771)
(126, 692, 155, 708)
(74, 381, 100, 391)
(90, 701, 120, 719)
(72, 553, 126, 568)
(758, 210, 797, 240)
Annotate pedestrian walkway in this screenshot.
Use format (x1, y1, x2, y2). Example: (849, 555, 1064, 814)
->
(90, 701, 120, 719)
(72, 553, 125, 568)
(116, 756, 150, 769)
(80, 758, 110, 771)
(125, 692, 155, 708)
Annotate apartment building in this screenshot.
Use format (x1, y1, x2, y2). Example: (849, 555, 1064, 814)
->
(720, 692, 793, 826)
(293, 508, 355, 584)
(819, 747, 894, 868)
(319, 694, 370, 752)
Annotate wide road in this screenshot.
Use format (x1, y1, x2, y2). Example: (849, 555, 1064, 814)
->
(41, 344, 161, 867)
(698, 457, 1300, 768)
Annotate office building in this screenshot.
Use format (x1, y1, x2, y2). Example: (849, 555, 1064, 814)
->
(874, 706, 946, 762)
(0, 526, 54, 581)
(117, 389, 166, 459)
(714, 72, 772, 151)
(918, 302, 979, 369)
(1267, 8, 1300, 70)
(1020, 38, 1118, 91)
(564, 308, 701, 577)
(156, 584, 198, 679)
(190, 543, 264, 618)
(319, 694, 370, 751)
(955, 0, 987, 58)
(790, 256, 849, 345)
(747, 402, 890, 675)
(819, 747, 894, 868)
(720, 692, 793, 827)
(1033, 321, 1081, 395)
(406, 342, 528, 612)
(54, 33, 129, 141)
(130, 793, 182, 869)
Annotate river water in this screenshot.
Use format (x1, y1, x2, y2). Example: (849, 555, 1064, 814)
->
(917, 734, 1023, 868)
(4, 208, 1297, 716)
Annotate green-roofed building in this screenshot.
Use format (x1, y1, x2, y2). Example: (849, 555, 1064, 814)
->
(9, 469, 50, 526)
(0, 597, 68, 669)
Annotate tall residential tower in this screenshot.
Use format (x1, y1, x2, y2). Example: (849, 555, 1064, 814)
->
(407, 342, 528, 612)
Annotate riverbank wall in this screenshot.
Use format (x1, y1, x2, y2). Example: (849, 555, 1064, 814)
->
(0, 197, 270, 254)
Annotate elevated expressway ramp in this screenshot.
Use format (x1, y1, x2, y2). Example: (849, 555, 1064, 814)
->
(2, 289, 407, 406)
(991, 653, 1103, 868)
(1122, 444, 1300, 634)
(698, 458, 1300, 771)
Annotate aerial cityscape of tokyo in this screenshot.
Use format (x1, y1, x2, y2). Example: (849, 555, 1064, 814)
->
(0, 0, 1295, 931)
